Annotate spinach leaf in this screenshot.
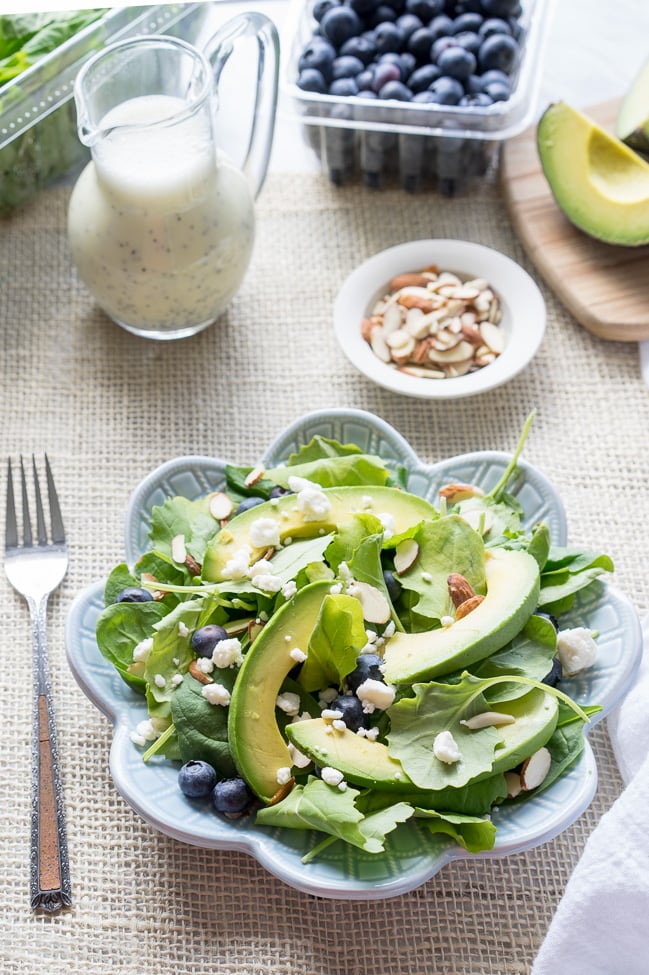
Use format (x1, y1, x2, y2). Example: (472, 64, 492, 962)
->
(470, 613, 557, 699)
(414, 808, 497, 853)
(325, 513, 384, 574)
(144, 598, 208, 704)
(170, 675, 236, 775)
(149, 495, 220, 564)
(95, 599, 168, 693)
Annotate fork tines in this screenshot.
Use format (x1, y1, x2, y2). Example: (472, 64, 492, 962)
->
(5, 455, 65, 549)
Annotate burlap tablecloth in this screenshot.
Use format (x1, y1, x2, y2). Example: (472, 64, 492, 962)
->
(1, 169, 647, 975)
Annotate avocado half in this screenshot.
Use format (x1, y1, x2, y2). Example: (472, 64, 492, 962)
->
(537, 100, 649, 246)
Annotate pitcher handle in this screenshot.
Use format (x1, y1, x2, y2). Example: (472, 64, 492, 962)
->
(204, 12, 280, 199)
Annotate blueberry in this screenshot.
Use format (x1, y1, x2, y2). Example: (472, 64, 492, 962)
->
(371, 60, 401, 91)
(407, 62, 441, 92)
(312, 0, 341, 22)
(436, 45, 476, 81)
(454, 30, 481, 55)
(330, 694, 369, 732)
(478, 32, 519, 73)
(383, 568, 403, 603)
(481, 0, 520, 16)
(479, 17, 512, 38)
(347, 653, 385, 693)
(430, 35, 460, 62)
(482, 80, 510, 102)
(115, 586, 153, 603)
(191, 623, 229, 658)
(450, 11, 483, 33)
(428, 14, 454, 41)
(329, 77, 360, 96)
(178, 760, 217, 798)
(332, 55, 365, 79)
(395, 12, 423, 40)
(349, 0, 380, 13)
(429, 75, 464, 104)
(268, 485, 292, 499)
(459, 91, 493, 106)
(297, 68, 328, 93)
(465, 72, 484, 93)
(320, 6, 363, 47)
(378, 79, 413, 100)
(404, 0, 444, 19)
(373, 21, 404, 53)
(211, 777, 254, 816)
(356, 67, 376, 89)
(340, 34, 378, 65)
(298, 39, 336, 81)
(479, 67, 510, 88)
(406, 26, 436, 61)
(542, 656, 563, 688)
(412, 90, 438, 103)
(367, 4, 399, 26)
(236, 495, 265, 515)
(358, 88, 379, 98)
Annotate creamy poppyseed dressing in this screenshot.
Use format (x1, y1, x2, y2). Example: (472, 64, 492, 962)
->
(68, 94, 255, 337)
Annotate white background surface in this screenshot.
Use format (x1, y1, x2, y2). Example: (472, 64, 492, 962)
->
(1, 0, 649, 172)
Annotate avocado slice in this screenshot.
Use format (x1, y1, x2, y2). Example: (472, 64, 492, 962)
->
(382, 548, 540, 685)
(228, 579, 332, 803)
(537, 100, 649, 246)
(617, 57, 649, 155)
(202, 485, 436, 581)
(286, 687, 558, 794)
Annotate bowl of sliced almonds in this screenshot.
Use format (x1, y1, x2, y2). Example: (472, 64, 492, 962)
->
(333, 239, 546, 399)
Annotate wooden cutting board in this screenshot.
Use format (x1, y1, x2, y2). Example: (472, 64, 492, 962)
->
(501, 98, 649, 342)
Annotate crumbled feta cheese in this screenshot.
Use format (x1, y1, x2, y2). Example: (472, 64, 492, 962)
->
(211, 637, 243, 669)
(356, 678, 396, 714)
(421, 571, 433, 583)
(283, 536, 293, 545)
(132, 637, 153, 663)
(441, 615, 454, 628)
(332, 719, 347, 732)
(286, 475, 333, 523)
(321, 766, 345, 787)
(195, 657, 214, 675)
(170, 674, 184, 688)
(153, 673, 166, 689)
(130, 718, 158, 748)
(201, 683, 231, 706)
(357, 726, 379, 741)
(276, 766, 292, 785)
(177, 621, 189, 638)
(556, 627, 598, 676)
(289, 647, 307, 664)
(378, 512, 395, 540)
(222, 545, 252, 580)
(276, 692, 301, 715)
(361, 495, 374, 510)
(172, 657, 180, 667)
(249, 517, 281, 548)
(319, 687, 338, 707)
(329, 582, 343, 595)
(338, 562, 353, 582)
(252, 572, 282, 593)
(322, 708, 344, 721)
(383, 620, 396, 639)
(433, 730, 462, 765)
(282, 580, 298, 599)
(365, 629, 378, 644)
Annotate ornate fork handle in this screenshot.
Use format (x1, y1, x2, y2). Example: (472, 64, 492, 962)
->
(30, 595, 71, 912)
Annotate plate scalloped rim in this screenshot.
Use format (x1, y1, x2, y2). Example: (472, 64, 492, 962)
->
(65, 408, 642, 900)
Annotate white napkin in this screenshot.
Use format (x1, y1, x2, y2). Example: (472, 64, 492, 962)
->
(532, 614, 649, 975)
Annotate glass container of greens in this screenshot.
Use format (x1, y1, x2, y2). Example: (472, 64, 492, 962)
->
(0, 3, 216, 213)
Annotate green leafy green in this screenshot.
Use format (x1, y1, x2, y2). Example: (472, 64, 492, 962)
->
(170, 675, 236, 775)
(414, 808, 497, 853)
(299, 594, 367, 692)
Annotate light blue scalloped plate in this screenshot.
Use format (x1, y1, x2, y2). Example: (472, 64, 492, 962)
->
(65, 409, 643, 900)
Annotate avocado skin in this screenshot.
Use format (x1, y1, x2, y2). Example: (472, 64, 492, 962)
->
(537, 100, 649, 247)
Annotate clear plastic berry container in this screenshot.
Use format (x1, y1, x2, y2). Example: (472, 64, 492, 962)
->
(282, 0, 553, 193)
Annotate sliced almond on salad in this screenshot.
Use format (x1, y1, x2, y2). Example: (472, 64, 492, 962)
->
(348, 581, 392, 624)
(393, 538, 419, 574)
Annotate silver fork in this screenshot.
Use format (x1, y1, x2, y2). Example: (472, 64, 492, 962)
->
(4, 456, 71, 912)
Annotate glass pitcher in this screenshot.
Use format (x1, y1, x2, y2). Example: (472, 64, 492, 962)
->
(67, 14, 279, 340)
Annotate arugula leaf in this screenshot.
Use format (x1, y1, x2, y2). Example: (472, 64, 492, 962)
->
(267, 455, 391, 489)
(144, 598, 208, 703)
(325, 513, 384, 574)
(255, 776, 413, 857)
(299, 594, 367, 692)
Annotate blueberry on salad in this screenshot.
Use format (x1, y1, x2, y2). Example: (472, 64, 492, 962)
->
(178, 760, 217, 798)
(115, 586, 153, 603)
(212, 777, 254, 817)
(191, 624, 229, 658)
(346, 653, 386, 693)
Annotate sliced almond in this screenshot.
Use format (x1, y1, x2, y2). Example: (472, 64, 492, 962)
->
(520, 747, 552, 791)
(244, 465, 266, 488)
(171, 533, 187, 564)
(209, 491, 234, 521)
(371, 327, 392, 363)
(381, 301, 404, 334)
(398, 365, 446, 379)
(439, 482, 485, 504)
(460, 711, 516, 730)
(389, 273, 430, 290)
(385, 328, 414, 352)
(445, 361, 473, 378)
(188, 660, 213, 685)
(505, 771, 522, 799)
(428, 340, 475, 364)
(480, 321, 505, 355)
(348, 581, 391, 624)
(393, 538, 419, 574)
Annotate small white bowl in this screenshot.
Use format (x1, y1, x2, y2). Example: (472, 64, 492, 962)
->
(333, 239, 546, 399)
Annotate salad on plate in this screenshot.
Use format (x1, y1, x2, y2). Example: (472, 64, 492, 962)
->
(89, 412, 618, 868)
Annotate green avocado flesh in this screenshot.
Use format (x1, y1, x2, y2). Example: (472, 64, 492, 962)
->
(202, 485, 436, 581)
(537, 100, 649, 246)
(617, 57, 649, 155)
(228, 580, 331, 803)
(381, 548, 540, 685)
(286, 688, 558, 794)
